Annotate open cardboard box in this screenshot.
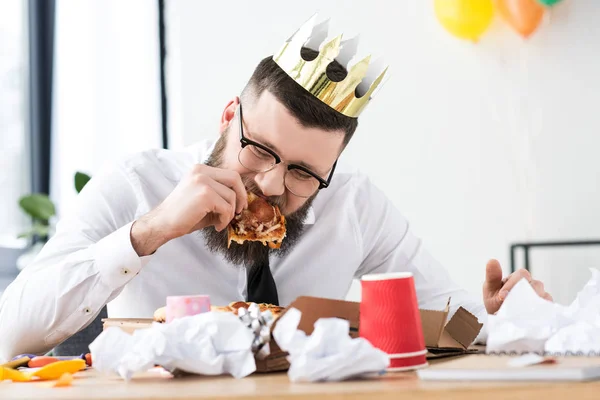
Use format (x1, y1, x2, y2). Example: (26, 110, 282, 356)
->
(419, 298, 484, 359)
(102, 296, 482, 372)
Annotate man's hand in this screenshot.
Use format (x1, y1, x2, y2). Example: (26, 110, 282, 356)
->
(130, 164, 248, 256)
(483, 259, 553, 314)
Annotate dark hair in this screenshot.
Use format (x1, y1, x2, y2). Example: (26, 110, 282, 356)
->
(241, 47, 358, 147)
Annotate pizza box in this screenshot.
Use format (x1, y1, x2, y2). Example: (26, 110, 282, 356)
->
(419, 299, 484, 359)
(101, 318, 154, 334)
(257, 296, 360, 372)
(102, 296, 482, 372)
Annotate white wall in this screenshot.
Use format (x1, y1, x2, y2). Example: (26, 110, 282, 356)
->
(51, 0, 163, 218)
(166, 0, 600, 305)
(0, 0, 28, 249)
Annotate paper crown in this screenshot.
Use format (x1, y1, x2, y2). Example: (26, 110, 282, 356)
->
(273, 14, 388, 119)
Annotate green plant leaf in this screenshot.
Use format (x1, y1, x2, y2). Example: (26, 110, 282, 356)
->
(17, 224, 50, 240)
(18, 194, 56, 221)
(74, 172, 92, 193)
(17, 230, 35, 239)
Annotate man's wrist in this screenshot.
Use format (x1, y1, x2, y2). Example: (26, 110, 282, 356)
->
(130, 213, 172, 257)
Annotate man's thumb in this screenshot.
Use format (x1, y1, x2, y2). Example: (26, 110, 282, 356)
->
(485, 259, 503, 286)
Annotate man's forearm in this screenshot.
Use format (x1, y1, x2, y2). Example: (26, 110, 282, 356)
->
(130, 213, 173, 256)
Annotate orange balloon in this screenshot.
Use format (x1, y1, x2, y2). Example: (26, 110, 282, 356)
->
(497, 0, 545, 38)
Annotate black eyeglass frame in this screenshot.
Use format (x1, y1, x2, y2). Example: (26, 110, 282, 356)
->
(237, 102, 337, 195)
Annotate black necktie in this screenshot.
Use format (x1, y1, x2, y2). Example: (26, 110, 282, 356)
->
(246, 258, 279, 306)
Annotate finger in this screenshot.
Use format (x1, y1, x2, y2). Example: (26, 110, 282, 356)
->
(203, 167, 248, 213)
(203, 189, 234, 232)
(500, 269, 532, 296)
(202, 212, 226, 232)
(485, 259, 504, 290)
(530, 280, 545, 297)
(543, 293, 554, 302)
(207, 179, 236, 221)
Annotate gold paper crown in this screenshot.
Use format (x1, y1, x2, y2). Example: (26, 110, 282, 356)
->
(273, 14, 388, 118)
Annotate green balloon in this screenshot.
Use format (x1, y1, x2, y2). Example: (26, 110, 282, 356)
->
(537, 0, 563, 6)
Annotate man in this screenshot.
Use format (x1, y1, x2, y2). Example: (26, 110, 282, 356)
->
(0, 17, 551, 362)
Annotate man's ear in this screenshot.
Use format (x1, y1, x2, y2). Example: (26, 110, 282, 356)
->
(219, 96, 240, 134)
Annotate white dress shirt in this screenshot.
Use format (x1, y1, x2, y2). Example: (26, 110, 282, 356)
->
(0, 140, 488, 362)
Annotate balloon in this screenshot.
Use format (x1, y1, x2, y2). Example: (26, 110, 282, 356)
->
(434, 0, 494, 42)
(537, 0, 563, 6)
(497, 0, 545, 38)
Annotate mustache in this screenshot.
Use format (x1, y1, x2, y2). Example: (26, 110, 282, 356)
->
(241, 176, 289, 212)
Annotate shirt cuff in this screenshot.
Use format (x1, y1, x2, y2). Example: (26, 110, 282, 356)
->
(94, 222, 151, 291)
(473, 312, 489, 345)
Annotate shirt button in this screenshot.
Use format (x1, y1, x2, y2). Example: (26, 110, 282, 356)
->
(121, 268, 130, 275)
(83, 307, 92, 314)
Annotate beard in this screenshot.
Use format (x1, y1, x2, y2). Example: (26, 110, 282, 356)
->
(200, 134, 315, 268)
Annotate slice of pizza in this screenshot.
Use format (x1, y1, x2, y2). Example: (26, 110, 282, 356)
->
(224, 301, 285, 319)
(152, 301, 285, 323)
(228, 192, 286, 249)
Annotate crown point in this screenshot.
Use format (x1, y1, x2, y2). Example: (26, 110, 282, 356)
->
(317, 34, 343, 62)
(337, 35, 361, 68)
(365, 65, 389, 99)
(287, 14, 318, 45)
(305, 18, 330, 51)
(372, 66, 389, 94)
(323, 34, 343, 47)
(348, 54, 371, 76)
(355, 57, 386, 98)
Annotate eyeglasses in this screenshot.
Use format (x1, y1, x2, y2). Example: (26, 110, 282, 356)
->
(237, 102, 337, 198)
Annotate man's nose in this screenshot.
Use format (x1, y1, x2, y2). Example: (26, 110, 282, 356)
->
(254, 164, 286, 197)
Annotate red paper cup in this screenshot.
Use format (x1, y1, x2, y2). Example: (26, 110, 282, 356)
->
(360, 272, 428, 371)
(388, 352, 428, 371)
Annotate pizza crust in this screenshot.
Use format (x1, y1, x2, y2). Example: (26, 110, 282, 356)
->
(153, 306, 166, 323)
(152, 301, 285, 322)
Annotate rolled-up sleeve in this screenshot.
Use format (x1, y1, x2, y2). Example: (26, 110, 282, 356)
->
(0, 161, 152, 362)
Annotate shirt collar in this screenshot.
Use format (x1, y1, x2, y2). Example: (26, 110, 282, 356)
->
(192, 139, 315, 226)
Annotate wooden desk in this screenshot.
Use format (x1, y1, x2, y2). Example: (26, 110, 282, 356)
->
(1, 359, 599, 400)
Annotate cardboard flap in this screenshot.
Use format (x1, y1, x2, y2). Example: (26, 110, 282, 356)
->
(444, 307, 483, 349)
(419, 309, 449, 347)
(280, 296, 360, 337)
(437, 329, 464, 349)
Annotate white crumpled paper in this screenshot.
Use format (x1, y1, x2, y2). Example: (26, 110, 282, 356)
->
(272, 307, 389, 382)
(487, 268, 600, 355)
(89, 311, 256, 380)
